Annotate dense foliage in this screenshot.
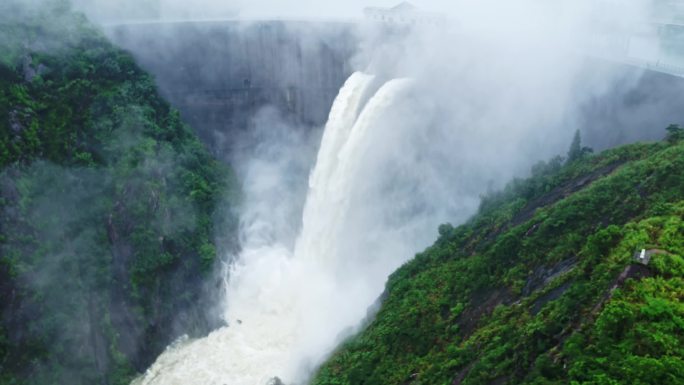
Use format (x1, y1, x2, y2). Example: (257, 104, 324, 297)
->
(314, 135, 684, 385)
(0, 2, 237, 384)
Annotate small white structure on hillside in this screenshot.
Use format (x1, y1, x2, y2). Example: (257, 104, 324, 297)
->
(632, 248, 671, 265)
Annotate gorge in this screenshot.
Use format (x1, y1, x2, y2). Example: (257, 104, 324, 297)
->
(1, 1, 683, 385)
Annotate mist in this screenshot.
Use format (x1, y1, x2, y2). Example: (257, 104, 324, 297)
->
(72, 0, 467, 22)
(109, 1, 684, 384)
(4, 0, 681, 384)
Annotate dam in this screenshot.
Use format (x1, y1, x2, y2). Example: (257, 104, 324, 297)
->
(106, 20, 357, 159)
(104, 6, 684, 158)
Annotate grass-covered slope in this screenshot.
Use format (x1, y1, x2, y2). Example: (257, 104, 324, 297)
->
(314, 131, 684, 385)
(0, 2, 237, 384)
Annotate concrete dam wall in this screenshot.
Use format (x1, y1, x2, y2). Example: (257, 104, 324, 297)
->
(107, 21, 357, 157)
(106, 20, 684, 158)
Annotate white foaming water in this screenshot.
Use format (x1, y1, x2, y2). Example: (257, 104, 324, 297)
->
(133, 71, 457, 385)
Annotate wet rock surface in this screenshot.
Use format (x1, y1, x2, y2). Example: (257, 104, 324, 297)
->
(522, 257, 578, 297)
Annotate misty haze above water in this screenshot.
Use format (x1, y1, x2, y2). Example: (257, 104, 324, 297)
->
(115, 1, 684, 384)
(2, 1, 682, 384)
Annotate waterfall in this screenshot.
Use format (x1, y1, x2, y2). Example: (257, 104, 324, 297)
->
(132, 71, 445, 385)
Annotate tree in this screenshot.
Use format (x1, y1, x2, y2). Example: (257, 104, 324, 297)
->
(566, 129, 592, 164)
(665, 124, 684, 144)
(567, 129, 582, 162)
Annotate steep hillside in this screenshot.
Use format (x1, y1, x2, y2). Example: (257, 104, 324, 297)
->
(0, 2, 237, 384)
(314, 130, 684, 385)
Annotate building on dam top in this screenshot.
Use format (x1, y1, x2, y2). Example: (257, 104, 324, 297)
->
(363, 2, 446, 26)
(651, 0, 684, 25)
(587, 0, 684, 78)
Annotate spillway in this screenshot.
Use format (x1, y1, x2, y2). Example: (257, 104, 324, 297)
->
(132, 71, 446, 385)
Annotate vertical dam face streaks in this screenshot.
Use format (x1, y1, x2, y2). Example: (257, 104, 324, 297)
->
(132, 71, 461, 385)
(107, 21, 356, 159)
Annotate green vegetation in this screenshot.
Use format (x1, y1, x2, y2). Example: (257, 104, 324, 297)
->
(2, 2, 683, 385)
(313, 133, 684, 385)
(0, 2, 237, 384)
(666, 124, 684, 144)
(566, 129, 593, 164)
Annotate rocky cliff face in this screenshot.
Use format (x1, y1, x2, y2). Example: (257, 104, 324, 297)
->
(107, 21, 356, 159)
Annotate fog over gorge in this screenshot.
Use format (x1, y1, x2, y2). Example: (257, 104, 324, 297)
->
(100, 0, 664, 384)
(2, 0, 683, 384)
